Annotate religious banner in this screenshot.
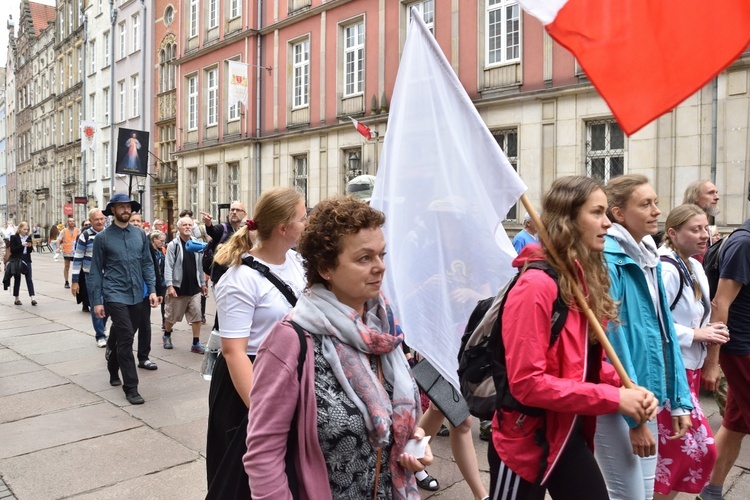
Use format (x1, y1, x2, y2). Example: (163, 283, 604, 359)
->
(115, 128, 149, 177)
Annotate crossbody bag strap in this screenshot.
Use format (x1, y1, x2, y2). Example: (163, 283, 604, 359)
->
(241, 256, 298, 306)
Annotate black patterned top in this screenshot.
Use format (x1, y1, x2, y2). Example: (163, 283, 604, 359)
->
(312, 335, 394, 499)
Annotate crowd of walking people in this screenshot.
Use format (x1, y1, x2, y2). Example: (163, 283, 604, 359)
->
(2, 174, 749, 500)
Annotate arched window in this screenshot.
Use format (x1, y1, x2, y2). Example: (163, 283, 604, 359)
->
(159, 48, 166, 92)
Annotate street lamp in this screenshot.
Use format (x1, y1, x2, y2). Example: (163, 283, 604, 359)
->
(348, 151, 362, 179)
(137, 182, 146, 215)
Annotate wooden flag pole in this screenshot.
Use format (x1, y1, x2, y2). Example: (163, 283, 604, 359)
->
(520, 193, 634, 389)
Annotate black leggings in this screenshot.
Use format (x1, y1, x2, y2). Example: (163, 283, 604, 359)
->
(488, 425, 609, 500)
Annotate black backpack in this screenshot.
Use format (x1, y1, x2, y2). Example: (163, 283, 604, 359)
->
(703, 228, 750, 300)
(202, 223, 231, 282)
(456, 261, 568, 422)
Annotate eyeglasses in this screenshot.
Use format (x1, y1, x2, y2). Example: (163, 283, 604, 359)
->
(229, 208, 246, 213)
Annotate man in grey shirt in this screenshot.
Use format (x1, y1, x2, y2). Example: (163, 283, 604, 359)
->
(90, 193, 159, 405)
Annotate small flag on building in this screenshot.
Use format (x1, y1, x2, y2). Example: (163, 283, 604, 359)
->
(228, 61, 249, 108)
(81, 121, 97, 152)
(350, 117, 377, 140)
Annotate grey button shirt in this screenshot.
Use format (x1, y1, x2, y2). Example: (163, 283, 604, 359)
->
(89, 223, 156, 306)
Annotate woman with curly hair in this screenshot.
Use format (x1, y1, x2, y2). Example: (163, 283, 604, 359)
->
(489, 176, 657, 499)
(245, 197, 432, 499)
(205, 186, 307, 497)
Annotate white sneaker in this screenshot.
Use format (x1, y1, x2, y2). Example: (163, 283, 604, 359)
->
(97, 338, 107, 348)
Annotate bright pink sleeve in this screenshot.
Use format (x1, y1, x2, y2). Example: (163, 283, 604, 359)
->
(502, 271, 620, 416)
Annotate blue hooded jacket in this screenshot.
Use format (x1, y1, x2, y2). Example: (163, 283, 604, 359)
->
(603, 234, 692, 428)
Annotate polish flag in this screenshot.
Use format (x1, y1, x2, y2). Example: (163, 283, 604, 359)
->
(350, 117, 377, 140)
(520, 0, 750, 135)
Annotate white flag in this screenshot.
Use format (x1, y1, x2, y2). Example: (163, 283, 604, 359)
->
(370, 9, 527, 390)
(228, 61, 249, 108)
(81, 120, 97, 152)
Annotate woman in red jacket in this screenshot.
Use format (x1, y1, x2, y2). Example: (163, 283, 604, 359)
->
(489, 176, 658, 500)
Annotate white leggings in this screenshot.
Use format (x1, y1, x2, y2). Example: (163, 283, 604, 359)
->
(594, 413, 658, 500)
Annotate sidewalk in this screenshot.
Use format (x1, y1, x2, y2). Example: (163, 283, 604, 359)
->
(1, 255, 750, 499)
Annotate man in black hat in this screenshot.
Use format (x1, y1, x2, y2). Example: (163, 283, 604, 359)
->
(89, 193, 159, 405)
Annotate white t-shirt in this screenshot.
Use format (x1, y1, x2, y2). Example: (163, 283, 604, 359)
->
(214, 249, 306, 355)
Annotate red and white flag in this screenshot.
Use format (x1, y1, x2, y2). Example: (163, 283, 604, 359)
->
(350, 117, 377, 140)
(520, 0, 750, 135)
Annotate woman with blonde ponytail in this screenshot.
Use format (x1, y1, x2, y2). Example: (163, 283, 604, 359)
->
(654, 204, 728, 498)
(206, 186, 307, 497)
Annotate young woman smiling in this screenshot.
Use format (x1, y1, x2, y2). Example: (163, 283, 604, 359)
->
(654, 204, 728, 498)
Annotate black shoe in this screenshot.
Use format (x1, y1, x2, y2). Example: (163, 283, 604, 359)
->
(479, 420, 492, 441)
(138, 359, 158, 370)
(82, 305, 89, 312)
(64, 281, 70, 289)
(109, 376, 122, 387)
(31, 300, 38, 306)
(416, 472, 440, 491)
(126, 391, 144, 405)
(105, 346, 112, 361)
(437, 424, 450, 437)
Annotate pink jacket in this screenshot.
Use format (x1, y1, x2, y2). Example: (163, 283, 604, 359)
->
(244, 322, 331, 499)
(492, 247, 622, 484)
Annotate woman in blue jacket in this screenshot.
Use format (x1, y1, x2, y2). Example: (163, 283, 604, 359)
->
(594, 174, 693, 500)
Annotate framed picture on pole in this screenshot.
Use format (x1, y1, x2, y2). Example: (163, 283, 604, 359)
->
(115, 128, 149, 177)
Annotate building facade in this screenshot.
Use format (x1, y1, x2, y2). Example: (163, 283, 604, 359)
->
(5, 17, 16, 222)
(171, 0, 750, 228)
(0, 67, 7, 224)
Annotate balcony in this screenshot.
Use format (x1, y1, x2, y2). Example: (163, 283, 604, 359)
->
(155, 162, 178, 185)
(289, 0, 312, 14)
(62, 176, 78, 186)
(158, 91, 176, 121)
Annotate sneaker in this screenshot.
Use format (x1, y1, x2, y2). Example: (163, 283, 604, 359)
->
(437, 424, 450, 437)
(479, 420, 492, 441)
(97, 338, 107, 348)
(162, 335, 173, 349)
(64, 281, 70, 289)
(191, 342, 205, 354)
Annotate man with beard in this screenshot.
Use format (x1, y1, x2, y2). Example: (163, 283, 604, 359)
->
(684, 180, 721, 255)
(90, 193, 158, 405)
(71, 209, 109, 347)
(200, 200, 246, 251)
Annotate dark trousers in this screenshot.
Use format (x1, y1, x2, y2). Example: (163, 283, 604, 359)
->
(206, 352, 254, 493)
(106, 301, 143, 393)
(488, 425, 609, 500)
(12, 255, 35, 297)
(136, 297, 152, 362)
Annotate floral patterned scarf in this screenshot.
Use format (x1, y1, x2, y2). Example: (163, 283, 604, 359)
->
(290, 284, 421, 499)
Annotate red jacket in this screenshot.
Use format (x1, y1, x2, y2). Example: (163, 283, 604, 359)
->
(491, 246, 621, 484)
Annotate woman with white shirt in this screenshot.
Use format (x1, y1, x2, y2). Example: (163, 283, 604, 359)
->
(205, 187, 307, 497)
(654, 204, 729, 498)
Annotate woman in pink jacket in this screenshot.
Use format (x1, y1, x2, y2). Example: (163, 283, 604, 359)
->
(489, 176, 658, 500)
(245, 197, 431, 499)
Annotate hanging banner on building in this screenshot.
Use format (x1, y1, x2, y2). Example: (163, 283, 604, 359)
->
(63, 204, 74, 216)
(81, 121, 97, 152)
(228, 60, 249, 108)
(115, 127, 149, 177)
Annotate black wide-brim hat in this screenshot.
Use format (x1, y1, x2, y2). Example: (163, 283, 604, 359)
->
(103, 192, 142, 216)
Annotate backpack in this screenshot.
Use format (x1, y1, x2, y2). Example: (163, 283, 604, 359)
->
(703, 228, 750, 300)
(202, 223, 231, 280)
(457, 261, 568, 422)
(659, 255, 686, 311)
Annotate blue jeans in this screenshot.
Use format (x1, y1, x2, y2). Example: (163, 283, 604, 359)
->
(85, 273, 108, 340)
(594, 413, 658, 500)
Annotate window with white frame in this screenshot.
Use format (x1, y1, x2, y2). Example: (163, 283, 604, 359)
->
(103, 141, 110, 174)
(59, 111, 64, 143)
(89, 94, 95, 121)
(230, 0, 241, 18)
(77, 47, 82, 82)
(90, 148, 96, 179)
(132, 14, 140, 52)
(486, 0, 520, 65)
(292, 155, 308, 206)
(118, 80, 125, 121)
(344, 22, 365, 97)
(492, 128, 518, 220)
(292, 39, 310, 108)
(103, 31, 110, 66)
(229, 163, 239, 201)
(68, 53, 73, 87)
(208, 165, 218, 217)
(189, 0, 199, 38)
(187, 75, 198, 130)
(207, 68, 218, 126)
(586, 119, 625, 183)
(131, 75, 139, 118)
(68, 106, 74, 142)
(208, 0, 218, 29)
(119, 22, 126, 59)
(189, 168, 198, 216)
(89, 40, 96, 73)
(103, 87, 110, 123)
(164, 6, 174, 26)
(408, 0, 434, 34)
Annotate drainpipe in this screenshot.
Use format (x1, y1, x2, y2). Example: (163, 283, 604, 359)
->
(141, 0, 147, 219)
(255, 0, 262, 201)
(82, 13, 87, 218)
(109, 0, 118, 196)
(710, 77, 718, 185)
